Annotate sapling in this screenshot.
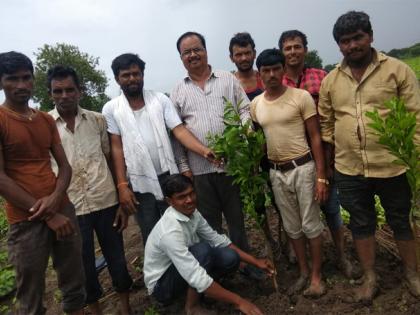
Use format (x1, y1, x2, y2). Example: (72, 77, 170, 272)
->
(207, 97, 278, 291)
(365, 97, 420, 271)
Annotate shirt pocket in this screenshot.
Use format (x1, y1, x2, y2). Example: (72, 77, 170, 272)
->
(361, 81, 398, 106)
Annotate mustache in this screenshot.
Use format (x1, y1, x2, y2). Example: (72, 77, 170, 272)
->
(15, 89, 31, 94)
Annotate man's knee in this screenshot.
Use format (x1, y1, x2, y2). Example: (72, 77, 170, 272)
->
(217, 247, 240, 271)
(189, 242, 213, 268)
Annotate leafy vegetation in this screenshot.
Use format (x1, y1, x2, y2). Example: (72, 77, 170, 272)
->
(305, 50, 323, 69)
(365, 97, 420, 270)
(0, 251, 15, 298)
(0, 198, 7, 237)
(207, 98, 270, 224)
(402, 56, 420, 79)
(33, 43, 109, 112)
(207, 98, 279, 291)
(387, 42, 420, 59)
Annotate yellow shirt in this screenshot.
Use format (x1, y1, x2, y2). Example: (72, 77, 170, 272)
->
(319, 49, 420, 178)
(49, 107, 118, 216)
(250, 87, 317, 162)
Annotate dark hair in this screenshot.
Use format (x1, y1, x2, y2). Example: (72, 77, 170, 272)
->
(333, 11, 373, 43)
(162, 174, 193, 198)
(47, 65, 81, 92)
(278, 30, 308, 50)
(176, 32, 206, 54)
(229, 32, 255, 55)
(256, 49, 285, 70)
(111, 53, 146, 77)
(0, 51, 33, 79)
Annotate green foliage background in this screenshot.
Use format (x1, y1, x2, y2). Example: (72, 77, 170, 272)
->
(402, 56, 420, 80)
(33, 43, 109, 112)
(304, 50, 323, 69)
(388, 42, 420, 60)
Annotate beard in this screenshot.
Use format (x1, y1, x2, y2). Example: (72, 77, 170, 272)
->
(122, 83, 143, 97)
(236, 62, 253, 72)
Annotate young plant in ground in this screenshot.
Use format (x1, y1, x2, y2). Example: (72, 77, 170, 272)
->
(365, 97, 420, 270)
(207, 98, 277, 290)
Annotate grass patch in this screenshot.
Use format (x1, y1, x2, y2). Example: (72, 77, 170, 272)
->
(403, 56, 420, 79)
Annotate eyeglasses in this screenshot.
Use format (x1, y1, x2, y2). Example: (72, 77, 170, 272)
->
(180, 47, 205, 58)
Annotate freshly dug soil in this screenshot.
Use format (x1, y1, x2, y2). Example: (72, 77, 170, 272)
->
(33, 209, 420, 314)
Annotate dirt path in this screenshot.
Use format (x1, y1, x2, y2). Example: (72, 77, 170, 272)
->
(37, 210, 420, 314)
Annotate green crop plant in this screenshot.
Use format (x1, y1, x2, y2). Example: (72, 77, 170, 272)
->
(0, 251, 15, 298)
(207, 98, 278, 291)
(365, 97, 420, 270)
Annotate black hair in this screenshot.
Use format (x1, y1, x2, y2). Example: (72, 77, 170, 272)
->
(162, 174, 194, 198)
(176, 32, 206, 54)
(47, 65, 81, 92)
(333, 11, 373, 43)
(0, 51, 33, 79)
(256, 49, 285, 70)
(111, 53, 146, 77)
(229, 32, 256, 55)
(278, 30, 308, 50)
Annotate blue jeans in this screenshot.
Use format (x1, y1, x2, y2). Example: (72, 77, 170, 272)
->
(320, 183, 343, 232)
(77, 205, 133, 304)
(152, 242, 240, 305)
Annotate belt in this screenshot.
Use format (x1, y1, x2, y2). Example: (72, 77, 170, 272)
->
(269, 152, 312, 172)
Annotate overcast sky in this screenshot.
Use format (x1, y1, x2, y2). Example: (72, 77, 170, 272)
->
(1, 0, 419, 104)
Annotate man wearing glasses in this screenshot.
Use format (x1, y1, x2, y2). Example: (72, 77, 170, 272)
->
(171, 32, 263, 280)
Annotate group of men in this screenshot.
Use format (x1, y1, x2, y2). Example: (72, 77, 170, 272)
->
(0, 10, 419, 315)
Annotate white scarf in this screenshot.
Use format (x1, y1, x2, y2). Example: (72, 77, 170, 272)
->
(113, 90, 179, 200)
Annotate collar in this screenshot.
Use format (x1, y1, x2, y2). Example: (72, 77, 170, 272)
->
(50, 105, 86, 122)
(168, 206, 197, 222)
(184, 65, 218, 81)
(338, 48, 386, 71)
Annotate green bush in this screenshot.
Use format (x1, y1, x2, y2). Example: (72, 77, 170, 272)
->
(0, 251, 15, 298)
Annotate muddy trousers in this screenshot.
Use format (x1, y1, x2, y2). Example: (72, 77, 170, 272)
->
(7, 204, 86, 315)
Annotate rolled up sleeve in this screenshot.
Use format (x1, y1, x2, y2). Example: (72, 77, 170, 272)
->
(160, 230, 213, 293)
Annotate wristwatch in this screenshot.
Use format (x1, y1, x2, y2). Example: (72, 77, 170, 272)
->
(317, 178, 330, 185)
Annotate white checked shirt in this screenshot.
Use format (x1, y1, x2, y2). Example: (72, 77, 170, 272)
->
(171, 68, 250, 175)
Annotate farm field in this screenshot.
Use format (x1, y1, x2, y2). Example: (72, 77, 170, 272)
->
(403, 56, 420, 80)
(31, 211, 420, 315)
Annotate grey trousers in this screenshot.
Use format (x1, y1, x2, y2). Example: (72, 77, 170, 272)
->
(7, 203, 86, 315)
(194, 172, 250, 251)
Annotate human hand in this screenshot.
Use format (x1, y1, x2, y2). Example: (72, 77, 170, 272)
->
(237, 298, 264, 315)
(182, 170, 193, 179)
(118, 186, 138, 215)
(255, 258, 275, 277)
(202, 148, 225, 168)
(326, 165, 334, 181)
(113, 206, 128, 232)
(314, 181, 329, 204)
(45, 213, 75, 239)
(28, 192, 63, 221)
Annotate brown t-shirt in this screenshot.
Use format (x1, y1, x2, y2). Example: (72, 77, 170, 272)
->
(0, 107, 68, 224)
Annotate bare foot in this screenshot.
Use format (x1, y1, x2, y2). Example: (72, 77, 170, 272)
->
(303, 281, 326, 298)
(405, 268, 420, 298)
(287, 274, 309, 295)
(352, 272, 378, 304)
(338, 256, 360, 279)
